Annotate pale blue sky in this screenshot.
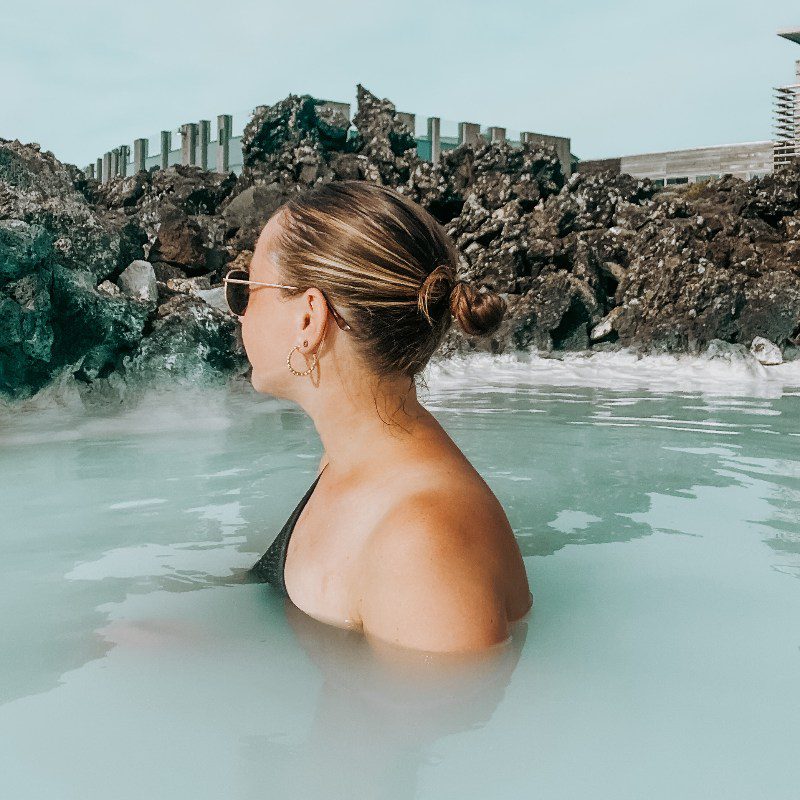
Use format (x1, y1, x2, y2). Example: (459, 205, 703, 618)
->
(2, 0, 798, 168)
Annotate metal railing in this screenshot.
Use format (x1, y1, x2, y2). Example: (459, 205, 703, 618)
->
(773, 83, 800, 170)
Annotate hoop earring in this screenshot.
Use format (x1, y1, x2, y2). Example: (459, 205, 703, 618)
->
(287, 345, 318, 376)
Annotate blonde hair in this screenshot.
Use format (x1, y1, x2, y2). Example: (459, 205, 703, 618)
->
(271, 180, 507, 378)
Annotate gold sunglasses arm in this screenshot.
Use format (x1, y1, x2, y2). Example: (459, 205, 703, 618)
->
(223, 273, 351, 331)
(223, 276, 299, 290)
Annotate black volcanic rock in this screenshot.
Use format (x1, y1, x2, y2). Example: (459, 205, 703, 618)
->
(349, 83, 419, 186)
(238, 93, 353, 190)
(0, 139, 246, 402)
(3, 84, 800, 404)
(120, 293, 248, 390)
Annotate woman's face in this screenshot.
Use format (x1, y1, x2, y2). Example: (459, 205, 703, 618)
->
(239, 212, 301, 399)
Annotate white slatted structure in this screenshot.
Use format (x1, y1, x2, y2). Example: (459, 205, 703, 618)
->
(775, 29, 800, 171)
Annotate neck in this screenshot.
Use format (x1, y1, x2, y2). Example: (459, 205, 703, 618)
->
(294, 364, 429, 479)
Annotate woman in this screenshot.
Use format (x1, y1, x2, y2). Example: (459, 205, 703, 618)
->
(224, 180, 533, 654)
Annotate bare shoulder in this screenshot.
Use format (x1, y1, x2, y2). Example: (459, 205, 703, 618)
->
(354, 465, 531, 653)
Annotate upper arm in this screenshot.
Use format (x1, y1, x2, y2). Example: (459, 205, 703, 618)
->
(355, 494, 509, 654)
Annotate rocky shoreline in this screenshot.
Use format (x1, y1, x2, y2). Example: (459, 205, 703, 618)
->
(2, 83, 799, 405)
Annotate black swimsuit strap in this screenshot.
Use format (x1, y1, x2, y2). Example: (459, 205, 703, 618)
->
(250, 466, 327, 596)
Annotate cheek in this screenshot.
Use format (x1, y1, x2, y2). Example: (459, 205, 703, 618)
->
(241, 306, 286, 375)
(241, 312, 267, 363)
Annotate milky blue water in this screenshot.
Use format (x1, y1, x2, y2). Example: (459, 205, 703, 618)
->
(1, 351, 799, 800)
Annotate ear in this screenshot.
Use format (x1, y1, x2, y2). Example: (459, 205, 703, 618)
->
(297, 288, 330, 349)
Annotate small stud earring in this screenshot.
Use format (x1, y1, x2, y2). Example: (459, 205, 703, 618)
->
(303, 340, 308, 347)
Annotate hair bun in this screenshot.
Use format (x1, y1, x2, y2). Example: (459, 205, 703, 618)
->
(449, 281, 507, 337)
(417, 263, 507, 337)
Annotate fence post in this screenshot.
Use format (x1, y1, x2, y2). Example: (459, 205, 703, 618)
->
(160, 131, 172, 169)
(180, 123, 199, 166)
(216, 114, 232, 173)
(458, 122, 481, 147)
(119, 144, 130, 177)
(198, 120, 211, 169)
(133, 138, 149, 172)
(521, 131, 572, 177)
(427, 117, 441, 168)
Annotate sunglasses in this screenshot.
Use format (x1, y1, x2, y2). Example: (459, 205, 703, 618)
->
(222, 269, 352, 331)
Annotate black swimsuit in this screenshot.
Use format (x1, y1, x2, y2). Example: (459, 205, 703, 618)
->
(250, 466, 327, 597)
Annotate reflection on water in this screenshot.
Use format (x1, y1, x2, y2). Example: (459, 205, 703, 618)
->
(435, 386, 800, 563)
(1, 352, 800, 799)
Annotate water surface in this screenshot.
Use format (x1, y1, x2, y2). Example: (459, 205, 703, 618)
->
(1, 351, 799, 799)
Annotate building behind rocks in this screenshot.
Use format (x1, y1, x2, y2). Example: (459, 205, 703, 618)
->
(577, 141, 774, 186)
(576, 26, 799, 184)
